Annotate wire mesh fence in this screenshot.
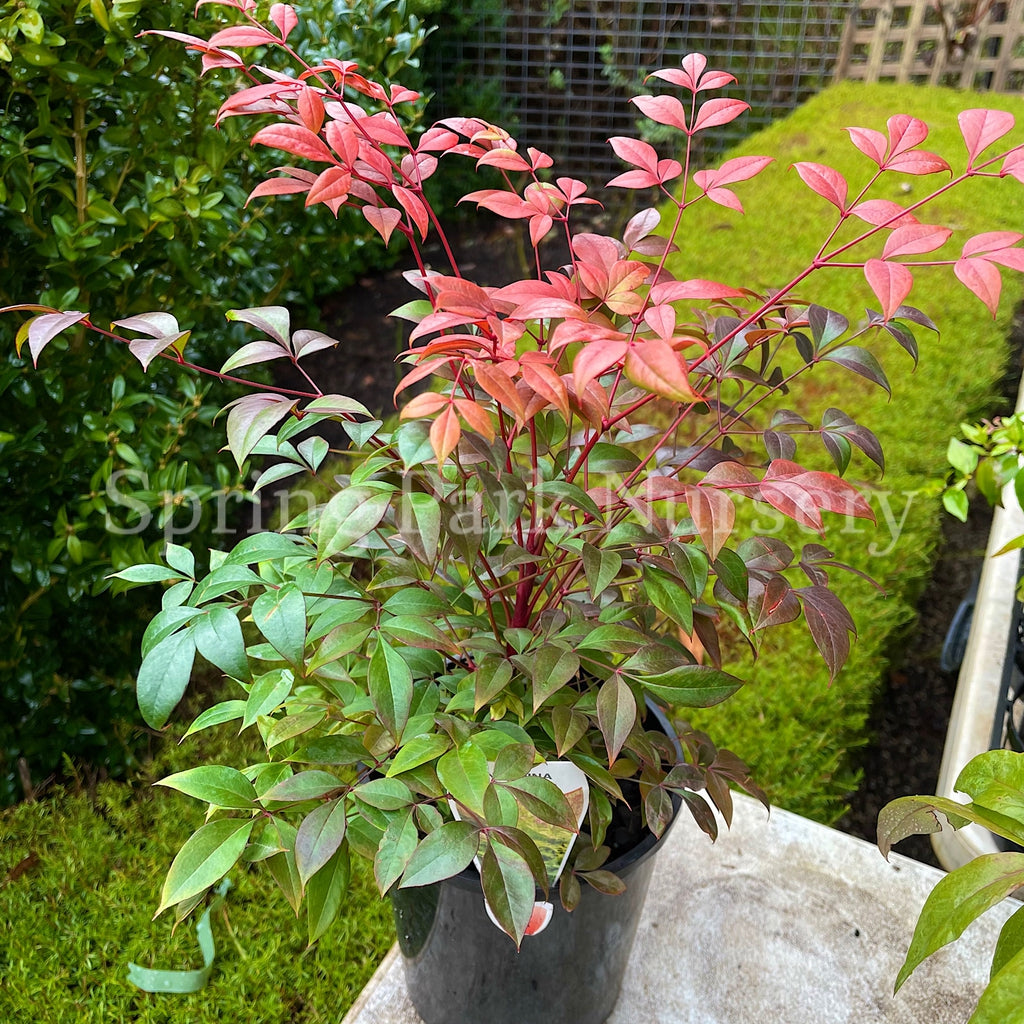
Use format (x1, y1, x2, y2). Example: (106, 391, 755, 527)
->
(428, 2, 856, 182)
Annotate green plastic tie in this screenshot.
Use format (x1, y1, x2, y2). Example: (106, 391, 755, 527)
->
(126, 878, 232, 994)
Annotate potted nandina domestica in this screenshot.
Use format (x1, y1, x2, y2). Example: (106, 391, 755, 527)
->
(8, 3, 1024, 1022)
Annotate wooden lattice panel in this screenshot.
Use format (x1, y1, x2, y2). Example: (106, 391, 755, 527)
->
(836, 0, 1024, 91)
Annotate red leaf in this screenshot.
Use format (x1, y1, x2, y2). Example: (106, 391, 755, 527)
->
(476, 148, 532, 172)
(473, 362, 526, 420)
(270, 3, 298, 40)
(649, 279, 743, 303)
(685, 486, 735, 560)
(252, 123, 336, 164)
(955, 257, 1002, 317)
(608, 136, 658, 172)
(692, 98, 748, 133)
(208, 25, 280, 48)
(863, 259, 912, 321)
(630, 94, 689, 132)
(298, 87, 325, 134)
(845, 126, 887, 166)
(959, 108, 1015, 166)
(429, 405, 461, 464)
(461, 189, 531, 220)
(325, 120, 360, 165)
(694, 155, 772, 189)
(798, 586, 855, 681)
(572, 338, 629, 394)
(362, 206, 403, 245)
(247, 176, 312, 204)
(881, 223, 952, 259)
(305, 166, 351, 207)
(792, 162, 847, 211)
(624, 338, 704, 403)
(394, 185, 430, 240)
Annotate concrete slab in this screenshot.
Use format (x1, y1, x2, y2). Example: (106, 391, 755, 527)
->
(342, 794, 1016, 1024)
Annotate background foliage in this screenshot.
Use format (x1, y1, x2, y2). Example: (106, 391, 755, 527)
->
(0, 0, 437, 805)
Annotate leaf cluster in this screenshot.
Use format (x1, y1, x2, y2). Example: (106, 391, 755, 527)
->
(878, 750, 1024, 1023)
(9, 3, 1024, 947)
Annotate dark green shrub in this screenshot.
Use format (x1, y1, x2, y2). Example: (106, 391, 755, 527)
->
(0, 0, 436, 804)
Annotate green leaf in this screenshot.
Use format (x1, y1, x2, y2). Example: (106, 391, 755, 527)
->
(156, 818, 254, 917)
(480, 840, 536, 947)
(290, 734, 368, 765)
(109, 563, 185, 584)
(156, 766, 258, 809)
(437, 743, 490, 818)
(398, 491, 441, 564)
(242, 669, 293, 730)
(582, 543, 622, 599)
(368, 638, 414, 741)
(182, 700, 247, 739)
(943, 487, 970, 522)
(503, 775, 578, 833)
(306, 843, 351, 945)
(552, 705, 589, 756)
(260, 770, 342, 805)
(354, 777, 414, 811)
(317, 486, 391, 561)
(252, 583, 306, 667)
(193, 605, 250, 681)
(531, 646, 580, 713)
(295, 799, 348, 887)
(586, 442, 642, 473)
(633, 664, 743, 708)
(948, 437, 980, 476)
(895, 853, 1024, 992)
(473, 658, 515, 712)
(596, 675, 637, 765)
(956, 749, 1024, 827)
(643, 565, 694, 632)
(137, 629, 197, 729)
(374, 808, 419, 894)
(973, 936, 1024, 1024)
(387, 734, 452, 776)
(401, 820, 480, 887)
(991, 903, 1024, 980)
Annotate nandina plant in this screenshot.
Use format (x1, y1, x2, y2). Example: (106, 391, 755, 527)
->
(7, 0, 1024, 947)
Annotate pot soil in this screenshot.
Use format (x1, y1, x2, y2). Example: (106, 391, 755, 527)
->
(391, 705, 682, 1024)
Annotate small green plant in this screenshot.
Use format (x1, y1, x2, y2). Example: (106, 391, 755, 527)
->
(8, 0, 1024, 953)
(879, 748, 1024, 1024)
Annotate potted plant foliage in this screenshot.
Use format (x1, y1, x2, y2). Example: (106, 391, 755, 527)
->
(7, 2, 1024, 1022)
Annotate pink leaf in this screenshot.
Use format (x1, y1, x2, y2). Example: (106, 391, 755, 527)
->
(606, 169, 661, 190)
(692, 98, 748, 133)
(305, 166, 351, 208)
(961, 231, 1024, 256)
(220, 341, 289, 374)
(476, 148, 532, 172)
(325, 120, 360, 165)
(880, 223, 952, 259)
(864, 259, 913, 321)
(1001, 148, 1024, 183)
(695, 155, 772, 189)
(269, 3, 298, 39)
(572, 338, 629, 394)
(252, 123, 336, 164)
(792, 162, 847, 211)
(225, 394, 297, 467)
(622, 207, 661, 249)
(685, 486, 734, 560)
(959, 108, 1015, 166)
(208, 25, 280, 48)
(649, 279, 743, 303)
(845, 126, 888, 166)
(20, 311, 87, 366)
(608, 136, 658, 172)
(247, 176, 312, 204)
(650, 55, 735, 93)
(886, 115, 929, 159)
(624, 338, 704, 403)
(127, 335, 187, 371)
(112, 312, 181, 337)
(363, 206, 403, 245)
(630, 94, 689, 132)
(883, 150, 950, 175)
(848, 200, 918, 228)
(461, 188, 532, 220)
(699, 186, 744, 212)
(955, 257, 1002, 317)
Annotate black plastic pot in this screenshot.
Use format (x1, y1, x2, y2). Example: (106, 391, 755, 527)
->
(391, 703, 682, 1024)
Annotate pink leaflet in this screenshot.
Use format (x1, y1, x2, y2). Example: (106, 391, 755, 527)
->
(883, 150, 950, 175)
(886, 115, 929, 159)
(269, 3, 298, 39)
(208, 25, 280, 48)
(845, 126, 888, 166)
(630, 94, 689, 132)
(863, 259, 912, 321)
(880, 223, 952, 259)
(251, 123, 336, 165)
(692, 98, 748, 133)
(362, 206, 403, 245)
(694, 155, 772, 189)
(1001, 148, 1024, 183)
(955, 257, 1002, 317)
(649, 279, 743, 303)
(961, 231, 1024, 256)
(959, 108, 1015, 166)
(305, 167, 351, 207)
(847, 200, 918, 229)
(792, 162, 847, 212)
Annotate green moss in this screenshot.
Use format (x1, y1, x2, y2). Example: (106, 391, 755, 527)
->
(0, 730, 394, 1023)
(669, 81, 1024, 823)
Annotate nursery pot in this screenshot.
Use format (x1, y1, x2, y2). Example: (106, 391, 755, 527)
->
(391, 703, 682, 1024)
